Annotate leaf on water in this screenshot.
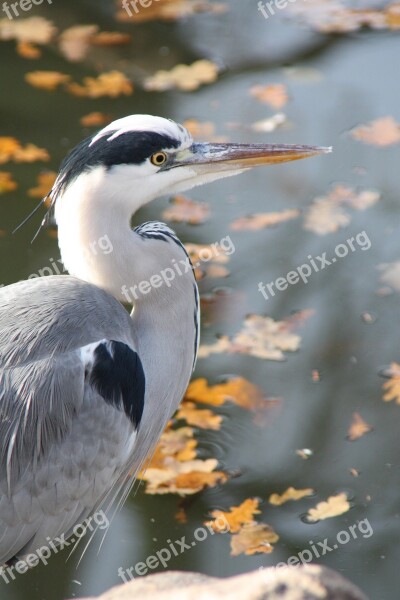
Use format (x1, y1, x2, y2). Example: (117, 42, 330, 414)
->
(184, 242, 231, 280)
(0, 17, 57, 44)
(250, 84, 288, 109)
(67, 71, 133, 98)
(162, 195, 210, 225)
(347, 412, 372, 441)
(25, 71, 71, 91)
(200, 310, 313, 361)
(28, 171, 57, 198)
(304, 184, 380, 235)
(185, 377, 274, 413)
(382, 362, 400, 404)
(230, 523, 279, 556)
(250, 113, 287, 133)
(148, 426, 198, 468)
(378, 262, 400, 292)
(91, 31, 132, 46)
(58, 25, 99, 62)
(230, 209, 299, 231)
(140, 457, 227, 495)
(175, 402, 222, 430)
(175, 505, 188, 524)
(80, 112, 113, 127)
(306, 493, 350, 522)
(269, 486, 314, 506)
(0, 172, 17, 194)
(144, 59, 218, 92)
(183, 119, 215, 139)
(351, 116, 400, 147)
(205, 498, 262, 533)
(16, 42, 41, 59)
(0, 137, 49, 164)
(116, 0, 227, 23)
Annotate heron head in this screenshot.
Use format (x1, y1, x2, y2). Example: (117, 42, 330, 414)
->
(52, 114, 331, 216)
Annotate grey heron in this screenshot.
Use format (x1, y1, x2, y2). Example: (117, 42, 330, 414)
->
(0, 114, 330, 567)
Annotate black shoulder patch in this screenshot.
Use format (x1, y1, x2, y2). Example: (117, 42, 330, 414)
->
(89, 341, 145, 429)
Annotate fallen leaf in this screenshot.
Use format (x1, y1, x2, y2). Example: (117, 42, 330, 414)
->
(28, 172, 57, 198)
(307, 493, 350, 522)
(0, 17, 56, 44)
(351, 116, 400, 147)
(144, 59, 218, 92)
(176, 402, 222, 430)
(230, 209, 299, 231)
(269, 487, 314, 506)
(16, 41, 41, 59)
(230, 523, 279, 556)
(250, 113, 286, 133)
(382, 362, 400, 404)
(80, 112, 113, 127)
(304, 184, 380, 235)
(206, 498, 262, 533)
(0, 172, 17, 194)
(91, 31, 132, 46)
(347, 412, 372, 441)
(67, 71, 133, 98)
(0, 138, 49, 164)
(58, 24, 98, 61)
(162, 195, 210, 225)
(116, 0, 227, 23)
(25, 71, 71, 91)
(140, 457, 227, 495)
(185, 377, 273, 412)
(183, 119, 215, 139)
(175, 505, 187, 524)
(250, 84, 288, 109)
(184, 242, 231, 280)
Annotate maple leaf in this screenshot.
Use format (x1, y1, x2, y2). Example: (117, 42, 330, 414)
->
(347, 412, 372, 441)
(176, 402, 222, 430)
(307, 493, 350, 522)
(162, 195, 210, 225)
(230, 209, 299, 231)
(28, 172, 57, 199)
(25, 71, 71, 91)
(230, 523, 279, 556)
(205, 498, 262, 533)
(144, 60, 218, 92)
(382, 362, 400, 404)
(0, 172, 17, 194)
(250, 84, 288, 109)
(351, 116, 400, 147)
(67, 71, 133, 98)
(269, 486, 314, 506)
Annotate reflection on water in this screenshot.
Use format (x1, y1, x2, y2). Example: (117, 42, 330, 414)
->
(0, 2, 399, 599)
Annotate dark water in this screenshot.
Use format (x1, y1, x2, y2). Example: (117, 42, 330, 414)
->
(0, 2, 400, 599)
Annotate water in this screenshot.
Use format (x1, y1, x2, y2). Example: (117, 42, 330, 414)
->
(0, 2, 399, 598)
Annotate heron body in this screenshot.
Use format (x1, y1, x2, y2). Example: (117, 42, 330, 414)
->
(0, 115, 330, 565)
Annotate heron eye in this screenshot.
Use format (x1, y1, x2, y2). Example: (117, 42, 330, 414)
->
(150, 151, 167, 166)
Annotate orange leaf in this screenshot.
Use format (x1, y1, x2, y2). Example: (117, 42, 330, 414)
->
(144, 60, 218, 92)
(250, 84, 288, 109)
(67, 71, 133, 98)
(185, 377, 272, 413)
(25, 71, 71, 91)
(176, 402, 222, 430)
(347, 412, 372, 441)
(269, 486, 314, 506)
(16, 42, 41, 59)
(205, 498, 261, 533)
(230, 209, 299, 231)
(382, 362, 400, 404)
(351, 116, 400, 147)
(28, 171, 57, 198)
(80, 112, 113, 127)
(162, 195, 210, 225)
(230, 523, 279, 556)
(0, 172, 17, 194)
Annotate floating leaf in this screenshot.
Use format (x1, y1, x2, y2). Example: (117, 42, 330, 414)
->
(91, 31, 132, 46)
(306, 493, 350, 522)
(144, 59, 218, 92)
(185, 377, 273, 413)
(16, 41, 41, 59)
(183, 119, 215, 139)
(250, 84, 288, 109)
(80, 112, 113, 127)
(347, 412, 372, 441)
(25, 71, 71, 91)
(269, 487, 314, 506)
(175, 402, 222, 430)
(351, 116, 400, 147)
(116, 0, 227, 23)
(0, 17, 56, 44)
(230, 523, 279, 556)
(382, 362, 400, 404)
(184, 242, 231, 280)
(140, 457, 227, 495)
(67, 71, 133, 98)
(162, 195, 210, 225)
(0, 172, 17, 194)
(250, 113, 286, 133)
(230, 209, 299, 231)
(0, 137, 49, 164)
(206, 498, 261, 533)
(28, 172, 57, 198)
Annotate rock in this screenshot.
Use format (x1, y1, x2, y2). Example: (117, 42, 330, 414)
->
(77, 565, 368, 600)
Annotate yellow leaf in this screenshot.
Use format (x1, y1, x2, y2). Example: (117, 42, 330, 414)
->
(206, 498, 262, 533)
(140, 457, 226, 495)
(269, 486, 314, 506)
(307, 493, 350, 522)
(25, 71, 71, 91)
(80, 112, 112, 127)
(28, 171, 57, 198)
(230, 209, 299, 231)
(250, 84, 288, 109)
(347, 412, 372, 441)
(67, 71, 133, 98)
(162, 195, 210, 224)
(176, 402, 222, 430)
(144, 60, 218, 92)
(185, 377, 271, 412)
(16, 41, 41, 59)
(230, 523, 279, 556)
(382, 362, 400, 404)
(0, 138, 49, 164)
(0, 172, 17, 194)
(0, 17, 56, 44)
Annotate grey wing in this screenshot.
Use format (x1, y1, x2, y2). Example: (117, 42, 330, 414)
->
(0, 276, 145, 564)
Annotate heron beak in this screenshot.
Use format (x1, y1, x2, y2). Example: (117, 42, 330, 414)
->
(170, 142, 332, 172)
